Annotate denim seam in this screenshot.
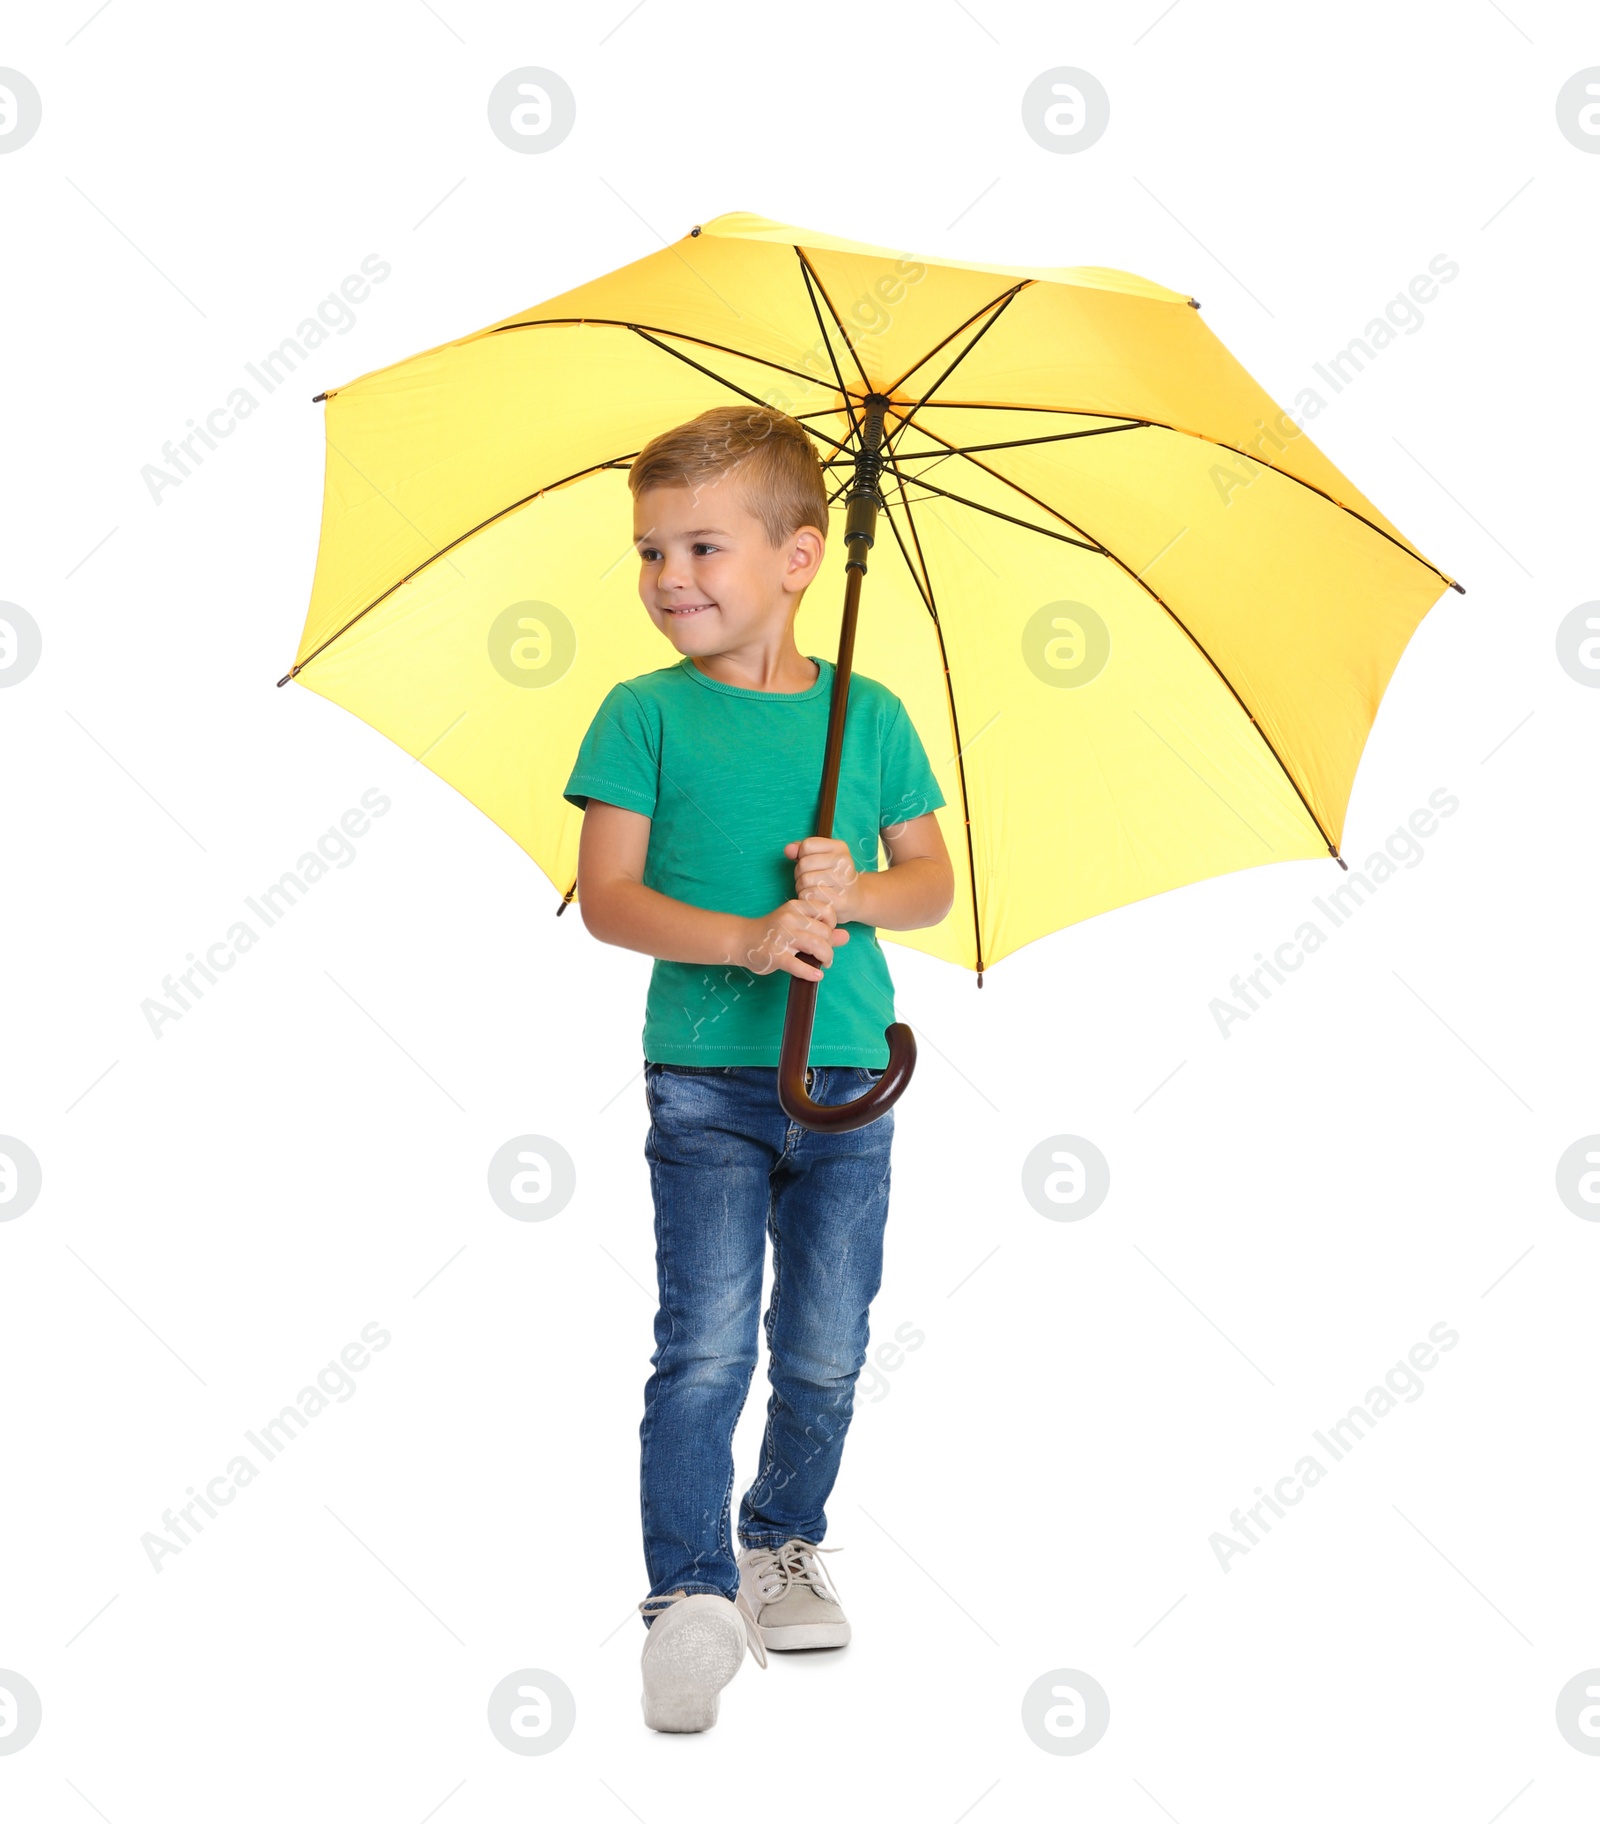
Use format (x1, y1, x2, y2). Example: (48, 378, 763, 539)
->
(637, 1122, 670, 1562)
(716, 1354, 755, 1569)
(748, 1188, 785, 1519)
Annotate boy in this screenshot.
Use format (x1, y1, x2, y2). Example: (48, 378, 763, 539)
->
(562, 404, 954, 1733)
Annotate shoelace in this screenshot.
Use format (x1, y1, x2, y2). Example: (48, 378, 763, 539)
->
(743, 1537, 843, 1608)
(637, 1587, 769, 1669)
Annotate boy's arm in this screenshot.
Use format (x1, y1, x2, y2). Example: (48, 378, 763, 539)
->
(576, 799, 847, 982)
(787, 811, 955, 932)
(576, 800, 743, 962)
(856, 811, 957, 930)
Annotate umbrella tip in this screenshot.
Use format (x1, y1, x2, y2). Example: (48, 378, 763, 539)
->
(311, 391, 328, 403)
(689, 225, 702, 237)
(1450, 579, 1466, 595)
(1187, 297, 1201, 309)
(976, 969, 984, 989)
(275, 669, 294, 688)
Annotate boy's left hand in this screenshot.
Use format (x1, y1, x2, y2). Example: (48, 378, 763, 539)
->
(785, 836, 863, 925)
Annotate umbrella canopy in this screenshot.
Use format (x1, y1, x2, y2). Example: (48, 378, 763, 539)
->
(282, 210, 1459, 980)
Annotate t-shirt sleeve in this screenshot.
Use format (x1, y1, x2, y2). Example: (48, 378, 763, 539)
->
(562, 683, 660, 817)
(879, 695, 947, 830)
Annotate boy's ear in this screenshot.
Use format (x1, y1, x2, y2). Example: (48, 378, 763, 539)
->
(783, 524, 826, 591)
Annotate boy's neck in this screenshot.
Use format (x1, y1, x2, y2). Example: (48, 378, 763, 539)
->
(687, 638, 821, 695)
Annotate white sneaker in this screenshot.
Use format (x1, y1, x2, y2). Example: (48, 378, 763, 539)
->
(638, 1588, 767, 1732)
(737, 1538, 851, 1650)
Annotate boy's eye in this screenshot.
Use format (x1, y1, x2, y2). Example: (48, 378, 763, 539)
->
(636, 543, 717, 561)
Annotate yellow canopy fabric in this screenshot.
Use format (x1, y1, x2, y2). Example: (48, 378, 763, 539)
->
(285, 210, 1458, 977)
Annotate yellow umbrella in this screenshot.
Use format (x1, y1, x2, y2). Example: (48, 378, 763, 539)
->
(280, 210, 1460, 1127)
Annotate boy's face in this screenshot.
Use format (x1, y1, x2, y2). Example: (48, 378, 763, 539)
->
(633, 471, 824, 657)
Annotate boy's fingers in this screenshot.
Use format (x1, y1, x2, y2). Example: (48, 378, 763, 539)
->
(792, 836, 848, 862)
(806, 871, 845, 895)
(795, 863, 850, 892)
(791, 923, 833, 963)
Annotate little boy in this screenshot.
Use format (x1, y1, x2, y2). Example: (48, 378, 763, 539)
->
(562, 404, 954, 1733)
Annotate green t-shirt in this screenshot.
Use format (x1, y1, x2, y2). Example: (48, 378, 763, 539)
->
(563, 653, 946, 1067)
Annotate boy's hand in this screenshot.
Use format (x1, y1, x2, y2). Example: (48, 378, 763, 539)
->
(739, 895, 850, 984)
(784, 836, 864, 925)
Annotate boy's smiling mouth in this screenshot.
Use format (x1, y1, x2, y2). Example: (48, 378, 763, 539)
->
(662, 601, 716, 617)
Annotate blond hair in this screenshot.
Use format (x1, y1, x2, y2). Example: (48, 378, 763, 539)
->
(628, 405, 831, 548)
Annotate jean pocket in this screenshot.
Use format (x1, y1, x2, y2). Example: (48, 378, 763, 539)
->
(856, 1067, 887, 1083)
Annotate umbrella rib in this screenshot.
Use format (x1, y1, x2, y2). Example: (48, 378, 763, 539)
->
(906, 402, 1459, 592)
(884, 284, 1031, 448)
(280, 452, 641, 683)
(794, 247, 873, 403)
(886, 406, 1344, 862)
(626, 326, 860, 463)
(879, 474, 1103, 553)
(875, 441, 987, 983)
(626, 324, 776, 408)
(489, 315, 844, 401)
(880, 282, 1035, 404)
(879, 421, 1151, 459)
(822, 424, 1148, 493)
(875, 451, 935, 613)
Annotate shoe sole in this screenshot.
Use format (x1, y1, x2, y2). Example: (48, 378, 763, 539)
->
(641, 1606, 748, 1732)
(756, 1620, 851, 1650)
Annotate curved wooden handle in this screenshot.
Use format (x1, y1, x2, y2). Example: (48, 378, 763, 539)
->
(777, 960, 916, 1132)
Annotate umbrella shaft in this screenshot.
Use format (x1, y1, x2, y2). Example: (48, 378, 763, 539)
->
(812, 562, 862, 840)
(813, 393, 888, 840)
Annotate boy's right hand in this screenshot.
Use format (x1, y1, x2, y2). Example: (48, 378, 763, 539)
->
(738, 896, 850, 983)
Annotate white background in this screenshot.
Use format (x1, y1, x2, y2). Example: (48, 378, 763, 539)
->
(3, 1, 1597, 1817)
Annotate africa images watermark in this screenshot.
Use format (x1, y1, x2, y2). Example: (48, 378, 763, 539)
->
(1210, 1320, 1459, 1573)
(1210, 254, 1460, 505)
(749, 1318, 924, 1511)
(141, 789, 390, 1037)
(855, 1318, 925, 1403)
(141, 1322, 391, 1573)
(755, 250, 929, 422)
(1210, 788, 1458, 1038)
(140, 254, 391, 505)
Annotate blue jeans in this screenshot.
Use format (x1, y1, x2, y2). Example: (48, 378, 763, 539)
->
(638, 1062, 894, 1623)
